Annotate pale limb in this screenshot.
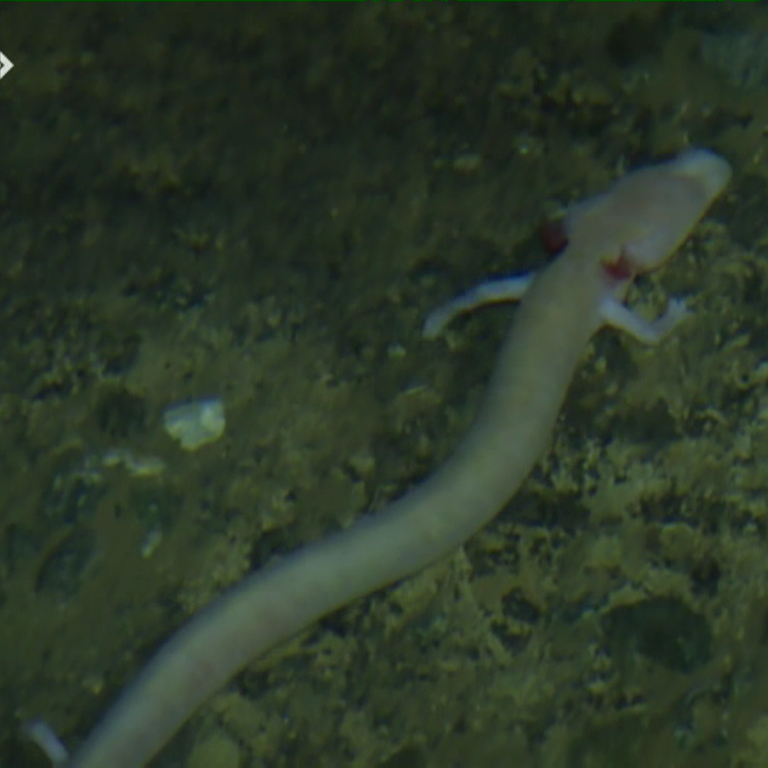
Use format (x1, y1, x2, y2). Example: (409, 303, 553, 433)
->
(600, 296, 690, 345)
(423, 274, 534, 338)
(25, 720, 69, 765)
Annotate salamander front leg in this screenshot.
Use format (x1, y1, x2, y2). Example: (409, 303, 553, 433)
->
(600, 295, 690, 345)
(25, 720, 69, 766)
(423, 273, 535, 339)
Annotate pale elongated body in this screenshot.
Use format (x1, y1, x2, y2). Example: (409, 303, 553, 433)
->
(32, 148, 731, 767)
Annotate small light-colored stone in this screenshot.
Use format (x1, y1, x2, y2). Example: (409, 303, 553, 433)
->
(163, 398, 225, 450)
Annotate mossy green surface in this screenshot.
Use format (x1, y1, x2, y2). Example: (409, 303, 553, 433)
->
(2, 3, 768, 767)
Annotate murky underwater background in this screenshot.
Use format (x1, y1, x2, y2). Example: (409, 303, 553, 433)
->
(1, 3, 768, 766)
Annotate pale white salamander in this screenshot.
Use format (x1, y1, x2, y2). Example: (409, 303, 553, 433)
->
(30, 147, 731, 767)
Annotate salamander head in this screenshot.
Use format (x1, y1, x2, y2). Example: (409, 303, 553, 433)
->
(606, 147, 732, 276)
(669, 147, 732, 202)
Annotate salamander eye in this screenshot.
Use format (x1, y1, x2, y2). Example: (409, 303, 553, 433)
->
(602, 250, 635, 281)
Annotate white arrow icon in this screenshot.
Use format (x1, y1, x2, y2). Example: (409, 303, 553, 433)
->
(0, 51, 14, 80)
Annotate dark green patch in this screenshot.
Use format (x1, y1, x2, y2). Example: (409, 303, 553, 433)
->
(42, 461, 104, 526)
(120, 266, 210, 311)
(378, 745, 427, 768)
(607, 398, 680, 448)
(605, 13, 663, 68)
(502, 589, 541, 624)
(565, 337, 639, 445)
(101, 332, 142, 376)
(716, 174, 768, 249)
(601, 596, 712, 673)
(700, 31, 768, 90)
(129, 487, 181, 534)
(1, 523, 42, 578)
(682, 385, 753, 439)
(637, 489, 726, 534)
(464, 529, 520, 578)
(690, 557, 721, 598)
(95, 386, 148, 438)
(502, 488, 591, 534)
(659, 2, 736, 34)
(491, 590, 541, 653)
(699, 106, 754, 141)
(34, 527, 96, 601)
(490, 619, 531, 654)
(248, 522, 300, 570)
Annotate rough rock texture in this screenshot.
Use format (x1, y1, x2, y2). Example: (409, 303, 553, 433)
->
(2, 4, 768, 767)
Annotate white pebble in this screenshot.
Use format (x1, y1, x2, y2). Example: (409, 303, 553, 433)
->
(163, 398, 225, 451)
